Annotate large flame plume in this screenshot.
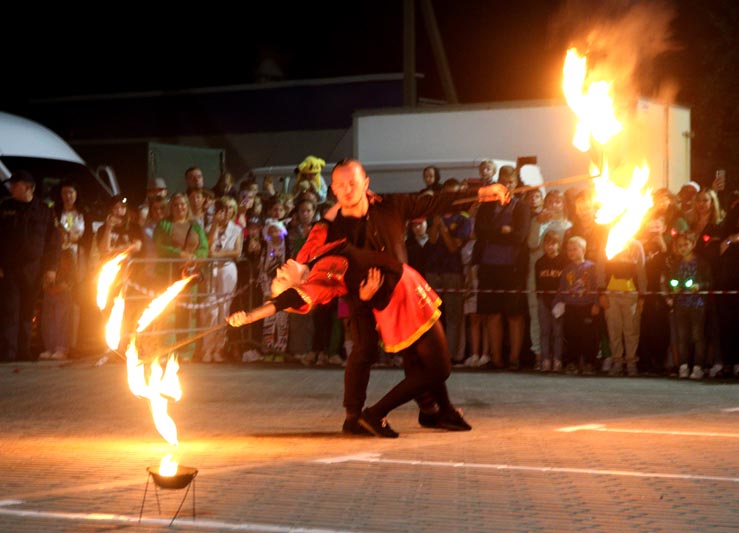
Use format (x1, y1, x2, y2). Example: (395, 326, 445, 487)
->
(563, 47, 652, 259)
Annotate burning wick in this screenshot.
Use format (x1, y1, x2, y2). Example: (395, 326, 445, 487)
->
(159, 453, 178, 477)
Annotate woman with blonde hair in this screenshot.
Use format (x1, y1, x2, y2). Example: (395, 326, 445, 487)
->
(202, 197, 243, 362)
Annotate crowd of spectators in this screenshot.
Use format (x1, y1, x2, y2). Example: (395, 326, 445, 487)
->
(2, 156, 738, 381)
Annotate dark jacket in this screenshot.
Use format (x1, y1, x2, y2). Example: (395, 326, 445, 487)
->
(0, 196, 59, 273)
(302, 190, 477, 265)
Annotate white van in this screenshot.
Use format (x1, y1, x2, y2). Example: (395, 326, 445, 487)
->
(0, 111, 119, 215)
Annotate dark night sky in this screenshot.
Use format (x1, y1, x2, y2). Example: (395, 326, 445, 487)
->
(0, 1, 721, 104)
(3, 0, 737, 178)
(4, 1, 588, 104)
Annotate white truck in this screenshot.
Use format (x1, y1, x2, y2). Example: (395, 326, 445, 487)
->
(353, 99, 691, 193)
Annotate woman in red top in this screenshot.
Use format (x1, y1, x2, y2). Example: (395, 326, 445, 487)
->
(229, 239, 471, 437)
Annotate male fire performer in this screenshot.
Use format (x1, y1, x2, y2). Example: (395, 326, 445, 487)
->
(229, 239, 472, 437)
(296, 159, 507, 434)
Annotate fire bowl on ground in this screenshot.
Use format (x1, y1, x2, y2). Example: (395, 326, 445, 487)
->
(146, 465, 198, 490)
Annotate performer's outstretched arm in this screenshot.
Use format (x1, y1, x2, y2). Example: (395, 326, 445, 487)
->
(228, 303, 277, 327)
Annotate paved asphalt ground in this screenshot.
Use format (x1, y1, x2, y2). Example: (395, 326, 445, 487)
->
(0, 360, 737, 532)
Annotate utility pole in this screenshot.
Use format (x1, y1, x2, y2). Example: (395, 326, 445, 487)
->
(419, 0, 458, 104)
(403, 0, 417, 107)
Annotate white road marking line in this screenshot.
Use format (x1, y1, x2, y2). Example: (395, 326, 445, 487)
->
(315, 455, 739, 483)
(0, 500, 24, 507)
(314, 452, 380, 464)
(0, 507, 359, 532)
(721, 407, 739, 412)
(556, 424, 739, 438)
(556, 424, 606, 432)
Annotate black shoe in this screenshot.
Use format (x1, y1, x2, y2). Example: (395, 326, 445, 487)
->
(418, 410, 441, 428)
(358, 409, 399, 438)
(437, 407, 472, 431)
(342, 417, 373, 436)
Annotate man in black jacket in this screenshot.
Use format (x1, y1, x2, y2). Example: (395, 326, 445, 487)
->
(298, 159, 505, 434)
(0, 170, 60, 361)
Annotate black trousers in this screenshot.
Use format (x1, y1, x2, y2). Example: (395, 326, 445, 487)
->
(369, 321, 452, 419)
(563, 304, 599, 367)
(344, 300, 379, 415)
(0, 263, 42, 362)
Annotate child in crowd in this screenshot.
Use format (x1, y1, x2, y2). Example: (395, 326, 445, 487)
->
(461, 231, 489, 367)
(258, 218, 289, 360)
(637, 212, 672, 374)
(598, 237, 647, 377)
(553, 236, 600, 374)
(527, 190, 572, 367)
(286, 196, 317, 364)
(664, 231, 712, 379)
(535, 231, 568, 372)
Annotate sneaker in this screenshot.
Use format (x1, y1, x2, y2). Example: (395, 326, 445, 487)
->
(213, 352, 225, 363)
(437, 407, 472, 431)
(582, 363, 595, 376)
(242, 350, 261, 363)
(202, 352, 212, 363)
(300, 352, 316, 366)
(601, 357, 613, 373)
(391, 355, 404, 368)
(533, 357, 542, 371)
(709, 364, 723, 378)
(273, 354, 285, 363)
(328, 354, 344, 365)
(358, 408, 399, 438)
(626, 363, 638, 377)
(478, 355, 491, 367)
(608, 361, 623, 377)
(316, 352, 328, 366)
(678, 363, 689, 379)
(50, 351, 67, 360)
(541, 359, 552, 372)
(465, 354, 481, 367)
(565, 362, 579, 375)
(689, 365, 704, 380)
(342, 417, 372, 436)
(552, 359, 562, 373)
(39, 351, 52, 360)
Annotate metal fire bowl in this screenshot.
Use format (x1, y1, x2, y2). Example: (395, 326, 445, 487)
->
(147, 465, 198, 490)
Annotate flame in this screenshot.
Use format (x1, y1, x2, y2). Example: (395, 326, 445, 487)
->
(600, 164, 653, 259)
(96, 251, 129, 310)
(562, 49, 622, 151)
(124, 337, 182, 446)
(159, 454, 178, 477)
(104, 292, 126, 351)
(125, 337, 147, 397)
(563, 47, 652, 259)
(136, 275, 196, 332)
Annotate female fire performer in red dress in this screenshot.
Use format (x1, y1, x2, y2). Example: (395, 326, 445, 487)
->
(228, 238, 471, 438)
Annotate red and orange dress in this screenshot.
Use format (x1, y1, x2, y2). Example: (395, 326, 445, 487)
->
(271, 239, 441, 353)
